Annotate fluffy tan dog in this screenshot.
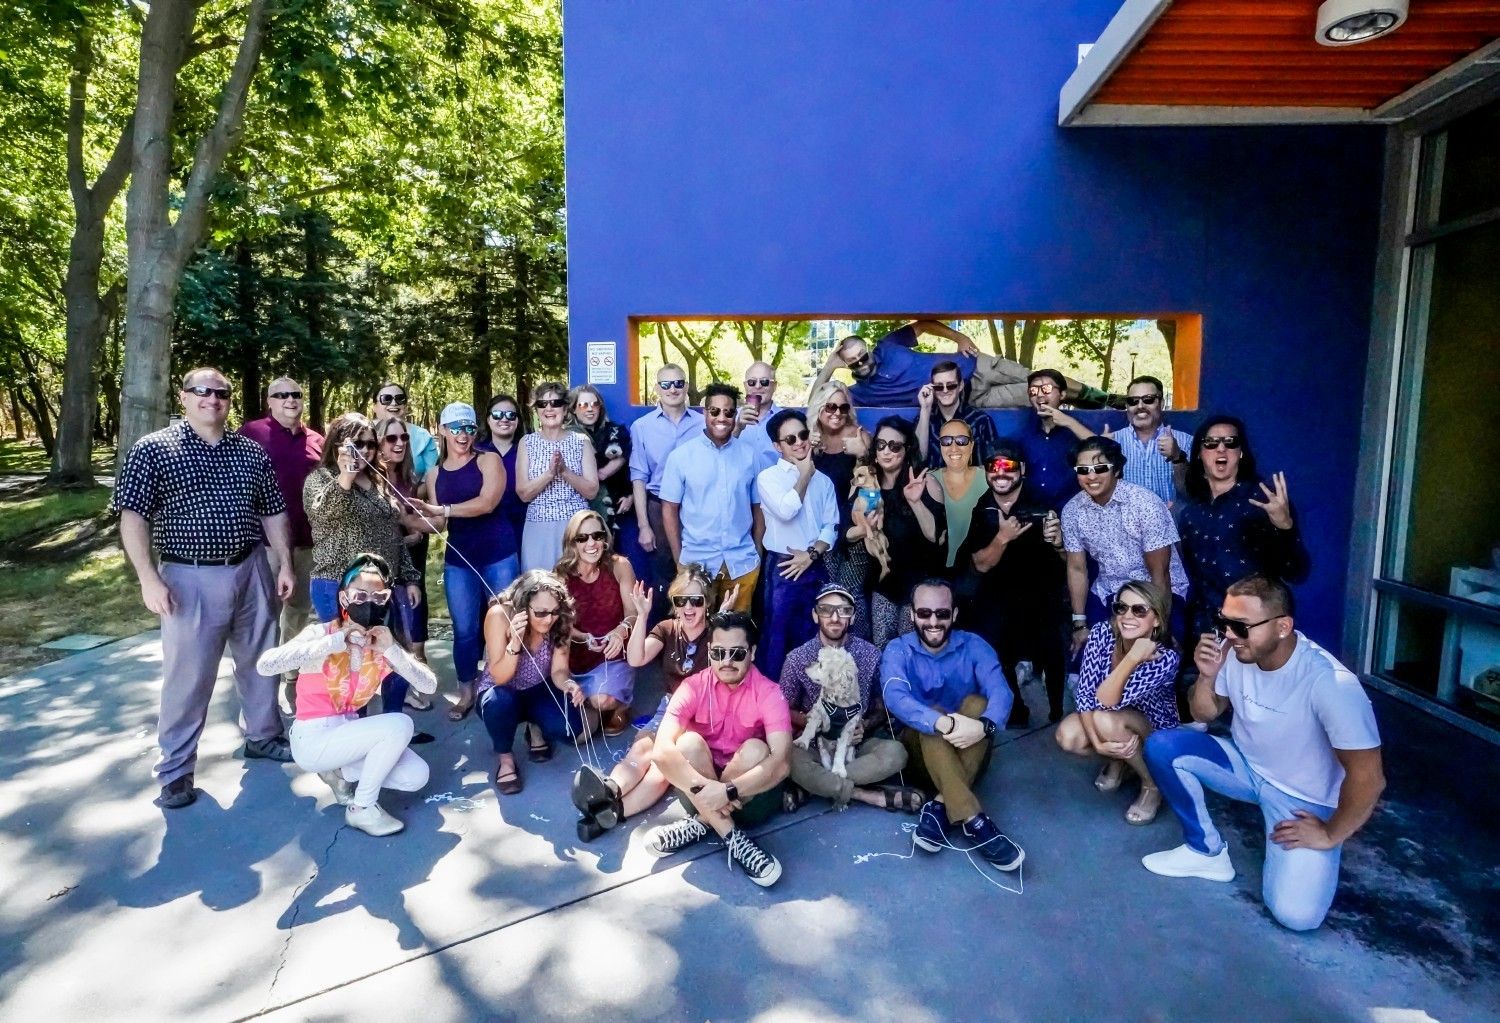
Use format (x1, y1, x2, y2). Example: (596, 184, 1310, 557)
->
(794, 646, 862, 778)
(848, 464, 891, 580)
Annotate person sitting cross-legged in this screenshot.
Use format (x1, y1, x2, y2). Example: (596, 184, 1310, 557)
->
(881, 579, 1025, 870)
(778, 583, 917, 813)
(1055, 580, 1181, 826)
(645, 612, 791, 887)
(1141, 574, 1385, 932)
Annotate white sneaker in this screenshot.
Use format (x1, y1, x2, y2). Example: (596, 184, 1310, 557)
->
(1182, 720, 1209, 733)
(1142, 843, 1235, 882)
(346, 802, 404, 837)
(319, 770, 355, 806)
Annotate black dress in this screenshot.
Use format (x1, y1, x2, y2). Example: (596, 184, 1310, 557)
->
(813, 448, 871, 640)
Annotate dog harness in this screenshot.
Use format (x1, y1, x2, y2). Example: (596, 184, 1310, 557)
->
(817, 697, 860, 741)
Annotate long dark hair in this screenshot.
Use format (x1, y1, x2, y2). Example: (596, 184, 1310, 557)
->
(866, 414, 922, 487)
(1185, 415, 1259, 502)
(480, 392, 530, 447)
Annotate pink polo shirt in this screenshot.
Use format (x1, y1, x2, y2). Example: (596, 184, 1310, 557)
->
(663, 664, 792, 770)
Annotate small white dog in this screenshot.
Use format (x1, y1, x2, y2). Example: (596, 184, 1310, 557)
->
(795, 646, 862, 779)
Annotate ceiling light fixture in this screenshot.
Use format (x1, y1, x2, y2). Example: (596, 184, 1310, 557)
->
(1315, 0, 1409, 47)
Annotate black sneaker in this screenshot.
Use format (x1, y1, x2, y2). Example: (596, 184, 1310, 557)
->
(243, 736, 293, 762)
(155, 775, 197, 810)
(961, 813, 1025, 871)
(645, 815, 709, 857)
(914, 799, 951, 853)
(725, 828, 782, 887)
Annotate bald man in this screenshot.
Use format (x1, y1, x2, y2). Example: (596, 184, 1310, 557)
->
(239, 376, 324, 704)
(734, 361, 784, 474)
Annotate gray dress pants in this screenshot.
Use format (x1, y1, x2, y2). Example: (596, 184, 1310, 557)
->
(156, 550, 283, 783)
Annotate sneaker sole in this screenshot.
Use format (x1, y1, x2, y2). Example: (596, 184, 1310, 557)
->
(744, 857, 783, 887)
(913, 834, 944, 853)
(985, 848, 1025, 872)
(1142, 861, 1235, 882)
(646, 832, 706, 858)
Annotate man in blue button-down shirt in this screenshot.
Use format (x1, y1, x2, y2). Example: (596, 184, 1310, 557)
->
(882, 578, 1025, 871)
(660, 382, 763, 614)
(630, 363, 705, 599)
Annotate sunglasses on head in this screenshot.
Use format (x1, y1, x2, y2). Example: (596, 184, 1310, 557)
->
(448, 423, 478, 435)
(1028, 383, 1057, 396)
(1202, 435, 1242, 450)
(376, 393, 407, 405)
(745, 377, 773, 388)
(1125, 394, 1161, 407)
(932, 381, 961, 393)
(814, 604, 855, 619)
(709, 645, 749, 662)
(344, 589, 392, 606)
(1075, 463, 1113, 476)
(822, 402, 851, 416)
(490, 409, 518, 421)
(1214, 611, 1280, 639)
(778, 428, 810, 445)
(914, 607, 953, 621)
(874, 437, 906, 453)
(381, 433, 409, 445)
(705, 406, 736, 420)
(574, 530, 609, 545)
(534, 397, 566, 409)
(528, 605, 560, 619)
(1112, 601, 1152, 619)
(986, 457, 1021, 474)
(672, 594, 707, 608)
(185, 385, 232, 400)
(939, 435, 972, 448)
(269, 390, 302, 400)
(658, 379, 686, 390)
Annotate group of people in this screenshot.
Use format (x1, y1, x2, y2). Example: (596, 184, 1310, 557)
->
(112, 321, 1384, 929)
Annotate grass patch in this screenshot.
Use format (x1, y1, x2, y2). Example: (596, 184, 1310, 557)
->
(0, 439, 113, 476)
(0, 488, 111, 545)
(0, 548, 157, 678)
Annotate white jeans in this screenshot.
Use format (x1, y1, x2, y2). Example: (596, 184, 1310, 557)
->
(290, 714, 429, 807)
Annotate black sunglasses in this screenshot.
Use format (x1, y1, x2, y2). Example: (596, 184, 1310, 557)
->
(932, 381, 961, 393)
(1074, 463, 1113, 476)
(1215, 611, 1281, 639)
(705, 406, 737, 420)
(845, 352, 870, 369)
(814, 604, 855, 619)
(1112, 601, 1152, 619)
(375, 393, 408, 405)
(672, 594, 706, 608)
(1124, 394, 1161, 407)
(381, 433, 409, 444)
(914, 607, 953, 621)
(939, 435, 972, 448)
(573, 530, 609, 544)
(490, 410, 519, 421)
(709, 645, 749, 662)
(658, 380, 686, 390)
(778, 428, 810, 445)
(822, 402, 851, 415)
(185, 385, 232, 400)
(528, 606, 561, 619)
(1202, 436, 1242, 450)
(534, 398, 566, 409)
(269, 390, 303, 400)
(874, 438, 906, 453)
(745, 377, 773, 388)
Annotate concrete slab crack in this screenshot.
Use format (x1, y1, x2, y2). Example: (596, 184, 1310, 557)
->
(262, 826, 344, 1009)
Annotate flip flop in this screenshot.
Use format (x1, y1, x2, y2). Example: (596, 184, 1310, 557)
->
(447, 689, 475, 722)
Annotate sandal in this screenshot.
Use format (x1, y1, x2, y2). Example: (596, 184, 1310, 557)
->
(1095, 761, 1126, 793)
(1126, 785, 1162, 826)
(405, 689, 432, 711)
(527, 726, 553, 763)
(877, 785, 925, 814)
(447, 683, 475, 722)
(493, 759, 523, 796)
(781, 783, 808, 814)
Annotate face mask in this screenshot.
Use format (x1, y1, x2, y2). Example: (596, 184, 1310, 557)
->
(344, 601, 387, 629)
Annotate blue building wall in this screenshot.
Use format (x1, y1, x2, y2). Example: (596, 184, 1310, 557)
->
(561, 0, 1386, 651)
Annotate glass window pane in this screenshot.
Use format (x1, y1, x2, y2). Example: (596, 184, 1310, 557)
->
(1377, 593, 1500, 727)
(1374, 593, 1445, 697)
(1437, 99, 1500, 225)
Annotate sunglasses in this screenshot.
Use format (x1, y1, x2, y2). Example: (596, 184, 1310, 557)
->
(845, 352, 870, 370)
(709, 645, 749, 662)
(376, 393, 408, 405)
(822, 402, 851, 415)
(985, 457, 1021, 474)
(1112, 601, 1152, 619)
(705, 406, 737, 420)
(185, 385, 232, 400)
(574, 530, 609, 544)
(381, 433, 409, 445)
(1202, 436, 1242, 450)
(672, 594, 707, 608)
(1075, 463, 1113, 476)
(576, 400, 601, 411)
(344, 589, 392, 606)
(914, 607, 953, 621)
(1215, 611, 1280, 639)
(490, 410, 519, 421)
(778, 428, 810, 445)
(745, 377, 773, 388)
(269, 390, 303, 400)
(529, 606, 561, 619)
(534, 398, 566, 410)
(932, 381, 961, 393)
(874, 438, 906, 453)
(814, 604, 855, 619)
(682, 640, 699, 673)
(350, 439, 377, 449)
(1125, 394, 1161, 407)
(1028, 384, 1058, 396)
(448, 423, 478, 435)
(939, 435, 972, 448)
(658, 380, 686, 390)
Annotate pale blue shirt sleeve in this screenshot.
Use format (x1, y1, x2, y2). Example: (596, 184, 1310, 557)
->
(811, 472, 839, 547)
(628, 416, 652, 484)
(967, 635, 1013, 728)
(408, 423, 439, 478)
(756, 463, 802, 522)
(659, 444, 686, 504)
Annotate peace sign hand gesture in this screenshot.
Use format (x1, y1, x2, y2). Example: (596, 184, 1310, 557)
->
(1248, 471, 1294, 529)
(902, 468, 930, 505)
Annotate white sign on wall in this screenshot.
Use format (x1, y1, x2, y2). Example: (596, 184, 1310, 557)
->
(586, 341, 617, 385)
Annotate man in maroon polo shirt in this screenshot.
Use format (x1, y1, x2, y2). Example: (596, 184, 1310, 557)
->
(239, 377, 323, 705)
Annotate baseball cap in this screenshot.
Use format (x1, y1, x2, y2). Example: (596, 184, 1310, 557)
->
(814, 581, 856, 605)
(440, 402, 477, 427)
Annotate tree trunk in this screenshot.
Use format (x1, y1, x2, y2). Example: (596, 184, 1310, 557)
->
(1156, 318, 1177, 364)
(1101, 320, 1119, 392)
(1019, 320, 1041, 367)
(992, 319, 1012, 360)
(17, 348, 58, 456)
(236, 240, 260, 420)
(470, 255, 492, 412)
(7, 390, 24, 440)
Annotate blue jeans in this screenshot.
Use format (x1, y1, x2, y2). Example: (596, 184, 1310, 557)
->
(1144, 728, 1343, 931)
(308, 577, 410, 714)
(479, 682, 585, 755)
(755, 552, 827, 680)
(444, 555, 520, 685)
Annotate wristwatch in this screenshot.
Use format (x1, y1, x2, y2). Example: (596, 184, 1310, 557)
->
(725, 782, 739, 803)
(982, 719, 997, 738)
(806, 545, 823, 562)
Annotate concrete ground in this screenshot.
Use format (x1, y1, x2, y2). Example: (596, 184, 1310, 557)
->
(0, 633, 1495, 1023)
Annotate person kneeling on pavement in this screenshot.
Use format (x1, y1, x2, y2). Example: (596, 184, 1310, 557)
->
(779, 582, 918, 813)
(646, 611, 792, 887)
(881, 578, 1025, 870)
(255, 554, 436, 837)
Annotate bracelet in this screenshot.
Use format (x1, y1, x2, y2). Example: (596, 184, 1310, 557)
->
(936, 715, 955, 735)
(505, 644, 521, 655)
(1071, 613, 1088, 623)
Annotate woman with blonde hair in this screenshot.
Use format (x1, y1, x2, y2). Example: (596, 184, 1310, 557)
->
(555, 508, 638, 736)
(517, 380, 599, 572)
(808, 380, 873, 638)
(1054, 579, 1181, 825)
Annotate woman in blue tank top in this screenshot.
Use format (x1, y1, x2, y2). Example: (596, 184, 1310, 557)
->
(419, 402, 519, 721)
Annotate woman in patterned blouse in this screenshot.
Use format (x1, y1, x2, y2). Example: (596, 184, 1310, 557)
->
(516, 380, 600, 573)
(1054, 580, 1181, 825)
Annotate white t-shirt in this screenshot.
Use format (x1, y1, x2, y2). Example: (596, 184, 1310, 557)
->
(1215, 632, 1380, 807)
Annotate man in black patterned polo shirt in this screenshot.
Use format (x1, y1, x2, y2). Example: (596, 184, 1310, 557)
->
(113, 367, 297, 809)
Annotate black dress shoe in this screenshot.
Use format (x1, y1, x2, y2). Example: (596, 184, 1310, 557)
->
(156, 775, 197, 810)
(409, 731, 435, 745)
(571, 766, 623, 832)
(243, 736, 293, 762)
(576, 813, 606, 843)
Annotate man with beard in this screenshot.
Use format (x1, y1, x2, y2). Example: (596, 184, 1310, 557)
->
(1141, 575, 1384, 932)
(810, 321, 981, 408)
(881, 580, 1024, 870)
(779, 583, 913, 812)
(957, 441, 1069, 727)
(1111, 375, 1192, 508)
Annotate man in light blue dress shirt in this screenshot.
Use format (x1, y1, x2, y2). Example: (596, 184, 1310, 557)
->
(1111, 375, 1192, 508)
(660, 382, 763, 614)
(734, 360, 784, 475)
(629, 363, 705, 597)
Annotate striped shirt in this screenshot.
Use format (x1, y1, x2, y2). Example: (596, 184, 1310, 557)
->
(1117, 424, 1192, 506)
